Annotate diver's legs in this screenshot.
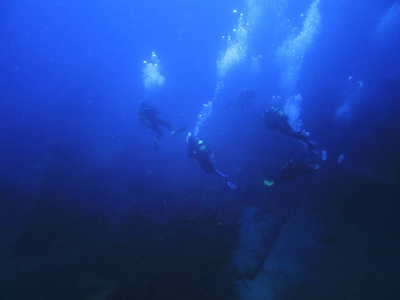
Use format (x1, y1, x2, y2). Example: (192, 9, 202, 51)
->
(292, 131, 310, 143)
(151, 126, 163, 151)
(216, 170, 237, 189)
(199, 159, 216, 173)
(278, 122, 297, 137)
(279, 122, 317, 150)
(293, 131, 317, 150)
(151, 125, 163, 140)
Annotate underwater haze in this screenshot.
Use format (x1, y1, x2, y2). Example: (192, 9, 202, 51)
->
(1, 0, 400, 299)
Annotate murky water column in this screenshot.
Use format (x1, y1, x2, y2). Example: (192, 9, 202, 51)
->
(273, 0, 321, 143)
(276, 0, 320, 94)
(194, 1, 263, 136)
(233, 2, 323, 298)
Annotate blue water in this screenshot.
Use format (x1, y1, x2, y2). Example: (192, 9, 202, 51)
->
(1, 0, 399, 299)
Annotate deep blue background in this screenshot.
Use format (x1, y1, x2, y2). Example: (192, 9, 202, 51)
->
(1, 0, 399, 299)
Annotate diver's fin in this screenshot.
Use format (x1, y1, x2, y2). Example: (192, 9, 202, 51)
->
(227, 180, 237, 190)
(263, 179, 275, 187)
(306, 139, 318, 151)
(216, 170, 237, 189)
(172, 125, 188, 135)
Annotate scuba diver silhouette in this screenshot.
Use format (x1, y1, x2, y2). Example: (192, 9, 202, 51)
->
(263, 158, 319, 186)
(263, 107, 317, 150)
(186, 133, 237, 190)
(138, 101, 187, 150)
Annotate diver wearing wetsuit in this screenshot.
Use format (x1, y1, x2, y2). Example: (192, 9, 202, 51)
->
(187, 133, 237, 189)
(263, 107, 316, 150)
(263, 158, 319, 186)
(139, 101, 186, 150)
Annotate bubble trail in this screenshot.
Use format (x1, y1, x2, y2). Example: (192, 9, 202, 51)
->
(142, 52, 165, 91)
(195, 0, 262, 136)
